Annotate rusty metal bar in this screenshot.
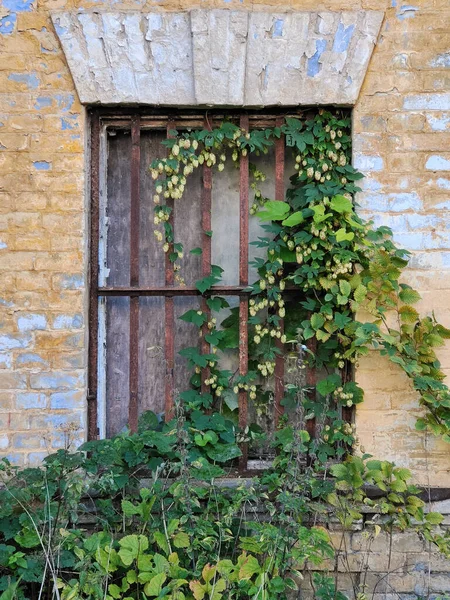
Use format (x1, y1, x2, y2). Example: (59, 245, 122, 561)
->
(97, 285, 251, 296)
(201, 117, 213, 395)
(239, 114, 250, 473)
(164, 121, 176, 421)
(88, 110, 100, 441)
(128, 115, 141, 434)
(341, 362, 354, 425)
(274, 117, 285, 428)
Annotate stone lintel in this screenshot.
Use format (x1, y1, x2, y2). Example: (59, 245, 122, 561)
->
(51, 9, 384, 107)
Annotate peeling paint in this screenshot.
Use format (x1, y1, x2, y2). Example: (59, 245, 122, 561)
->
(404, 94, 450, 111)
(426, 156, 450, 171)
(307, 39, 327, 77)
(52, 18, 68, 36)
(436, 178, 450, 190)
(57, 274, 83, 290)
(0, 334, 31, 351)
(53, 314, 83, 329)
(0, 353, 12, 369)
(16, 353, 48, 366)
(430, 52, 450, 69)
(0, 13, 16, 35)
(353, 155, 384, 172)
(2, 0, 34, 11)
(426, 114, 450, 132)
(34, 96, 52, 110)
(16, 393, 46, 409)
(55, 93, 75, 112)
(397, 5, 419, 20)
(333, 22, 354, 53)
(272, 18, 283, 38)
(61, 115, 78, 130)
(8, 72, 40, 89)
(33, 161, 51, 170)
(17, 314, 47, 332)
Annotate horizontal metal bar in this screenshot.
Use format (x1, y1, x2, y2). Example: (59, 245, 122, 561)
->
(97, 285, 252, 296)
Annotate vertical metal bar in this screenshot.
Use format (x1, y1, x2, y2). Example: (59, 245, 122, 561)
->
(165, 121, 176, 421)
(129, 115, 141, 433)
(201, 118, 212, 396)
(274, 117, 285, 427)
(88, 110, 100, 441)
(239, 114, 249, 472)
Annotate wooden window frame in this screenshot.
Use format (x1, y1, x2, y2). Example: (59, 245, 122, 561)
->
(88, 107, 352, 471)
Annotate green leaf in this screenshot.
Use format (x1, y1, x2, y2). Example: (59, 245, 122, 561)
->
(310, 313, 325, 331)
(316, 329, 331, 341)
(311, 205, 332, 224)
(207, 443, 242, 463)
(336, 228, 354, 242)
(154, 531, 170, 556)
(317, 374, 341, 396)
(0, 580, 21, 600)
(339, 280, 351, 297)
(190, 247, 203, 255)
(330, 195, 353, 214)
(173, 532, 190, 549)
(118, 535, 148, 566)
(281, 211, 304, 227)
(399, 305, 419, 324)
(222, 389, 238, 411)
(207, 297, 229, 312)
(256, 201, 290, 221)
(108, 584, 122, 599)
(354, 284, 367, 303)
(239, 555, 260, 580)
(121, 500, 140, 516)
(144, 573, 167, 597)
(179, 310, 206, 327)
(399, 285, 421, 305)
(426, 512, 444, 525)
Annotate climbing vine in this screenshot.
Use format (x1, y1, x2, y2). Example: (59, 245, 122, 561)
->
(2, 110, 450, 600)
(150, 109, 450, 445)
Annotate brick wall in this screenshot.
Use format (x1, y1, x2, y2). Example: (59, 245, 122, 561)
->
(0, 0, 449, 486)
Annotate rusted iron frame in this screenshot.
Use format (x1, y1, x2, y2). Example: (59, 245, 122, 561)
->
(90, 109, 348, 456)
(165, 121, 176, 421)
(201, 117, 213, 396)
(238, 114, 250, 473)
(97, 286, 251, 296)
(88, 110, 101, 441)
(274, 117, 286, 428)
(128, 115, 141, 434)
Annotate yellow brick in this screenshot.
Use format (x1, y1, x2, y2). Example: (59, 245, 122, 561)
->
(16, 271, 52, 291)
(0, 133, 29, 151)
(14, 192, 48, 211)
(33, 251, 82, 271)
(13, 234, 51, 251)
(0, 252, 34, 271)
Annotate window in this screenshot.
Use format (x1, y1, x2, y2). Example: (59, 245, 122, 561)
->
(88, 108, 353, 471)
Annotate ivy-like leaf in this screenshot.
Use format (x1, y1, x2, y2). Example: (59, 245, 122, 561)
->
(335, 228, 355, 242)
(144, 573, 167, 597)
(330, 195, 353, 214)
(256, 201, 290, 221)
(281, 211, 304, 227)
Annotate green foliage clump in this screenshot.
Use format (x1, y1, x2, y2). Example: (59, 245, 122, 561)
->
(2, 110, 450, 600)
(0, 411, 449, 600)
